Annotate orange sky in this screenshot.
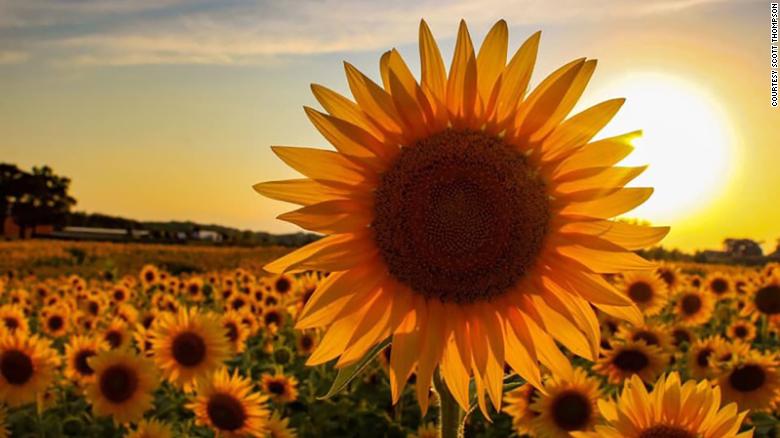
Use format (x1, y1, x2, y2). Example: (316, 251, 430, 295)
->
(1, 0, 778, 251)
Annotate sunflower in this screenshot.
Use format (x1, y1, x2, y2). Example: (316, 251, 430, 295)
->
(706, 272, 733, 299)
(688, 336, 728, 380)
(111, 285, 132, 304)
(615, 323, 673, 353)
(688, 274, 704, 289)
(593, 339, 668, 384)
(40, 305, 70, 338)
(669, 325, 696, 350)
(151, 308, 231, 391)
(728, 320, 757, 342)
(573, 372, 752, 438)
(530, 368, 600, 437)
(618, 271, 669, 317)
(295, 330, 318, 356)
(102, 318, 131, 350)
(718, 351, 780, 412)
(255, 19, 667, 412)
(656, 263, 681, 293)
(0, 304, 28, 334)
(674, 289, 715, 326)
(503, 383, 540, 436)
(261, 372, 299, 404)
(743, 275, 780, 320)
(272, 274, 296, 297)
(132, 324, 156, 357)
(0, 332, 59, 406)
(222, 310, 251, 354)
(124, 418, 174, 438)
(266, 411, 298, 438)
(262, 306, 287, 334)
(187, 368, 270, 438)
(64, 335, 108, 385)
(139, 264, 160, 288)
(85, 349, 158, 424)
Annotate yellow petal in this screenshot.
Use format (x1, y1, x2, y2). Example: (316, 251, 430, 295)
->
(418, 20, 447, 106)
(541, 98, 625, 162)
(277, 199, 372, 234)
(271, 146, 374, 185)
(253, 178, 356, 206)
(558, 219, 670, 250)
(558, 187, 654, 218)
(263, 232, 376, 274)
(389, 297, 422, 403)
(304, 107, 394, 162)
(446, 20, 478, 126)
(476, 20, 508, 108)
(553, 130, 640, 175)
(416, 299, 446, 415)
(337, 289, 394, 367)
(493, 31, 540, 125)
(554, 166, 645, 194)
(344, 62, 404, 137)
(310, 83, 386, 140)
(440, 335, 471, 410)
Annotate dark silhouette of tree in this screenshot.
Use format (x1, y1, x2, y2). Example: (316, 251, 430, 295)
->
(1, 164, 77, 237)
(723, 238, 763, 257)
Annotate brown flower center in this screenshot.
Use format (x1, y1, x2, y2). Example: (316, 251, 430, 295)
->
(755, 285, 780, 314)
(551, 390, 592, 431)
(696, 348, 713, 368)
(671, 329, 691, 346)
(710, 278, 728, 295)
(0, 349, 34, 385)
(729, 364, 766, 392)
(613, 349, 649, 372)
(172, 331, 207, 367)
(4, 317, 19, 330)
(632, 331, 660, 347)
(267, 380, 286, 395)
(639, 425, 695, 438)
(207, 393, 247, 431)
(658, 269, 675, 286)
(99, 364, 138, 403)
(105, 331, 123, 349)
(734, 325, 748, 338)
(47, 315, 64, 331)
(225, 323, 239, 342)
(372, 129, 549, 303)
(628, 282, 653, 303)
(74, 349, 96, 376)
(275, 278, 291, 294)
(680, 294, 702, 315)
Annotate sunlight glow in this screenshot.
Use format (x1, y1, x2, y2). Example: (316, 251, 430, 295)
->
(594, 72, 736, 223)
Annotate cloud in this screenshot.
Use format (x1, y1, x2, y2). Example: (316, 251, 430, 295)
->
(0, 50, 29, 64)
(0, 0, 740, 66)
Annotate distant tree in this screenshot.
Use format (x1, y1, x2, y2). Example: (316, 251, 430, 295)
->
(0, 164, 26, 233)
(4, 165, 77, 237)
(723, 238, 763, 257)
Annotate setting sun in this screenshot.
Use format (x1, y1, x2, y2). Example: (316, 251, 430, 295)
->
(594, 72, 736, 224)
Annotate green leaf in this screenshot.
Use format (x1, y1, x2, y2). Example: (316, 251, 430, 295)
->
(317, 338, 391, 400)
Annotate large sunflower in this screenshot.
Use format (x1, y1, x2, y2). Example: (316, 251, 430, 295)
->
(503, 383, 540, 436)
(187, 368, 270, 438)
(64, 335, 108, 385)
(573, 373, 752, 438)
(84, 349, 158, 424)
(254, 19, 666, 413)
(151, 308, 231, 391)
(617, 271, 669, 316)
(718, 351, 780, 412)
(0, 332, 60, 407)
(673, 289, 715, 326)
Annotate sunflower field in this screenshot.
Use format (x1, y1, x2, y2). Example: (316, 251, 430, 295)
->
(0, 246, 778, 437)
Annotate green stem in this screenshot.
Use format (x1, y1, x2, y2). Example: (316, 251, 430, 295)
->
(433, 369, 464, 438)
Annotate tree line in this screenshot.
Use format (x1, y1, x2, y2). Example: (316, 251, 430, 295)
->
(0, 163, 76, 236)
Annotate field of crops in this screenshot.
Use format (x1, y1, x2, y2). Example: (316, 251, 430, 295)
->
(0, 240, 776, 437)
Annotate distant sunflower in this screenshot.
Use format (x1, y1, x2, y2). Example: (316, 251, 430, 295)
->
(688, 274, 704, 289)
(222, 310, 250, 354)
(0, 304, 28, 334)
(266, 411, 298, 438)
(111, 285, 132, 304)
(262, 307, 287, 334)
(707, 272, 733, 299)
(272, 274, 296, 296)
(530, 368, 600, 437)
(102, 318, 131, 350)
(0, 332, 59, 406)
(139, 265, 160, 288)
(669, 325, 696, 350)
(574, 373, 752, 438)
(124, 418, 174, 438)
(295, 330, 318, 356)
(593, 339, 667, 384)
(674, 289, 715, 326)
(187, 368, 270, 438)
(41, 306, 70, 338)
(85, 349, 158, 424)
(255, 19, 667, 412)
(503, 383, 540, 436)
(656, 263, 681, 292)
(615, 323, 673, 353)
(64, 335, 108, 385)
(718, 351, 780, 412)
(728, 320, 756, 342)
(152, 308, 230, 391)
(618, 271, 668, 316)
(688, 336, 728, 380)
(261, 372, 299, 404)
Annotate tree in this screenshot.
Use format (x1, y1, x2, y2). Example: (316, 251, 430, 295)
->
(1, 164, 77, 237)
(723, 238, 763, 257)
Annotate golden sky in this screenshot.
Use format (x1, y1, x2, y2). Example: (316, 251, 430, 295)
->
(1, 0, 777, 251)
